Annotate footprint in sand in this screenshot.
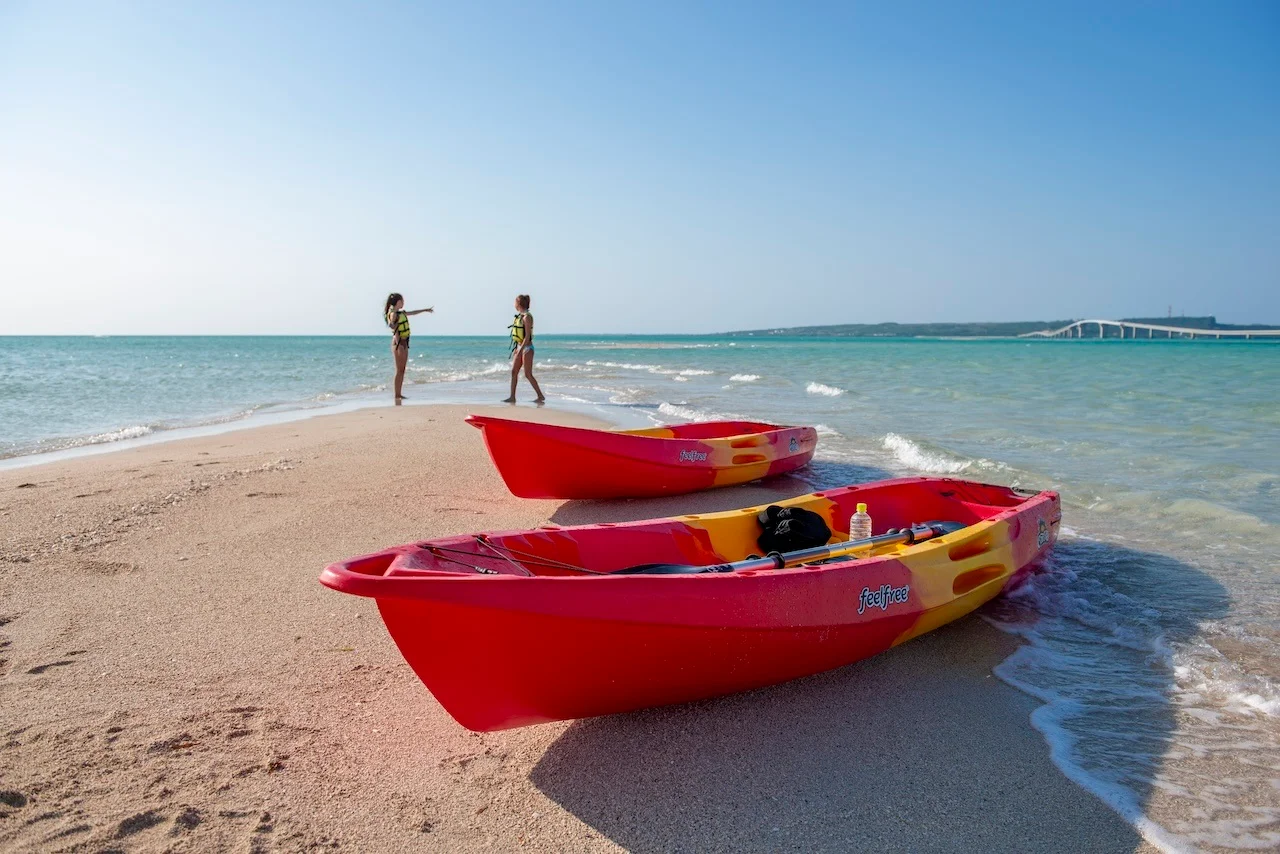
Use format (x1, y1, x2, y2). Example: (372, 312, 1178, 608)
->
(0, 619, 14, 678)
(115, 808, 166, 838)
(0, 789, 27, 809)
(148, 733, 200, 753)
(26, 660, 75, 675)
(73, 489, 112, 498)
(42, 822, 93, 844)
(212, 808, 277, 845)
(76, 560, 136, 576)
(390, 793, 438, 835)
(172, 806, 203, 833)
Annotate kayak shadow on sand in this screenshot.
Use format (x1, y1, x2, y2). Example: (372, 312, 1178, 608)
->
(529, 540, 1229, 854)
(548, 458, 897, 527)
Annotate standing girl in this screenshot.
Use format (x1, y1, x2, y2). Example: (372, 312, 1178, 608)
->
(504, 294, 545, 404)
(383, 292, 433, 403)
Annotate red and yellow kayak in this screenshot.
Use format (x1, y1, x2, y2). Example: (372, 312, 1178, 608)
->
(320, 476, 1060, 731)
(465, 415, 818, 499)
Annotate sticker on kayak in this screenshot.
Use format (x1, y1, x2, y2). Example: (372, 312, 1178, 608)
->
(789, 436, 799, 452)
(679, 449, 709, 462)
(858, 583, 910, 615)
(1037, 518, 1049, 548)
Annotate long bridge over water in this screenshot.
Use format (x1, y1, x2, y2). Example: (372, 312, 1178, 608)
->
(1019, 319, 1280, 340)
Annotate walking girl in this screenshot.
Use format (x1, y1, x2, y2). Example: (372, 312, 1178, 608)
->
(504, 294, 545, 404)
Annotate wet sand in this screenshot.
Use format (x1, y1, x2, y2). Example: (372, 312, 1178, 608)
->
(0, 404, 1153, 852)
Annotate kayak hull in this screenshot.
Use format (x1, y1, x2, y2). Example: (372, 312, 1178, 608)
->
(465, 415, 818, 499)
(321, 477, 1061, 731)
(375, 595, 920, 732)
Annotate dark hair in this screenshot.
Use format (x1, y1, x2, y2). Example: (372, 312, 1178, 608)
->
(384, 293, 403, 327)
(516, 294, 531, 310)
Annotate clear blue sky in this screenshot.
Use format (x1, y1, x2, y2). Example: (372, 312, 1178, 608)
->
(1, 1, 1277, 334)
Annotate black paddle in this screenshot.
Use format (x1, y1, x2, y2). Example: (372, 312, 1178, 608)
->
(614, 521, 967, 575)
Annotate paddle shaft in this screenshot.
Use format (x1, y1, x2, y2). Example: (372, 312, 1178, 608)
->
(703, 521, 965, 573)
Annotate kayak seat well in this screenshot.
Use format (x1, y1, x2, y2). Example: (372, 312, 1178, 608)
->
(355, 480, 1027, 579)
(636, 421, 783, 440)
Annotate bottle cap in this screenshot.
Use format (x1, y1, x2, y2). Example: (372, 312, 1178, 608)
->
(856, 503, 867, 513)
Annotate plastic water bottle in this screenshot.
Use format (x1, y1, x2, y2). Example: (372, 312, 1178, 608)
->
(849, 503, 872, 541)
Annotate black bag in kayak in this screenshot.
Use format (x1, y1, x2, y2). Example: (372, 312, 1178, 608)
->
(756, 505, 831, 553)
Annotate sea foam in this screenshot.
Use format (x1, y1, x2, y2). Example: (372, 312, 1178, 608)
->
(984, 536, 1280, 852)
(806, 382, 845, 396)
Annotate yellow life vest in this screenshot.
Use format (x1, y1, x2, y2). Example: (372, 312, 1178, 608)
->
(509, 313, 526, 351)
(389, 309, 410, 341)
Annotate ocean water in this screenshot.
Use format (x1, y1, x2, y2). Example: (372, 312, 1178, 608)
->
(2, 334, 1278, 849)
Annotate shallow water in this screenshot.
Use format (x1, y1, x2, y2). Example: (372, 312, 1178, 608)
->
(2, 334, 1277, 849)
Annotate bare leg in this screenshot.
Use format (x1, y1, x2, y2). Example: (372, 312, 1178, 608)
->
(393, 343, 409, 401)
(524, 358, 545, 402)
(504, 352, 521, 402)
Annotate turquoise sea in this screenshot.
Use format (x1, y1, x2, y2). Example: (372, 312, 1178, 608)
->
(2, 334, 1278, 848)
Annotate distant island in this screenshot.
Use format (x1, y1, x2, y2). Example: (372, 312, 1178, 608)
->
(724, 316, 1280, 338)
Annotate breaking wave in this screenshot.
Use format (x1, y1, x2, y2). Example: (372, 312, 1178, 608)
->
(881, 433, 974, 473)
(586, 360, 715, 378)
(408, 362, 507, 383)
(74, 424, 155, 447)
(656, 402, 732, 423)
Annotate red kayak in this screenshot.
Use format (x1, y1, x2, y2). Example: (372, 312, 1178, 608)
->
(466, 415, 818, 499)
(320, 476, 1061, 731)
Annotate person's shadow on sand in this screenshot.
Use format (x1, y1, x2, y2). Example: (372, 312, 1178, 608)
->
(529, 538, 1227, 853)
